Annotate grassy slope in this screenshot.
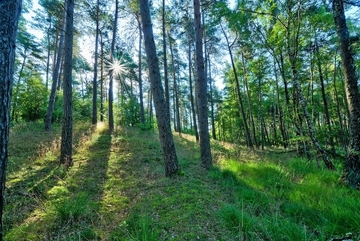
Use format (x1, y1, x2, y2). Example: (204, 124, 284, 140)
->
(4, 122, 360, 241)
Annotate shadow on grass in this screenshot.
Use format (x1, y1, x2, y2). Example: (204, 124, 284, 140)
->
(114, 130, 360, 240)
(42, 128, 113, 240)
(5, 125, 360, 240)
(4, 124, 111, 240)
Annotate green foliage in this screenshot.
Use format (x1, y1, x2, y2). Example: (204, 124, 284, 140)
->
(73, 94, 92, 121)
(52, 92, 63, 123)
(117, 97, 140, 126)
(17, 74, 48, 121)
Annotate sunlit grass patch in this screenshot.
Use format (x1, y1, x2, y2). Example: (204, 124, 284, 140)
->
(4, 122, 360, 240)
(51, 192, 92, 223)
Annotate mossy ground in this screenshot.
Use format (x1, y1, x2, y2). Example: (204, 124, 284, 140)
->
(4, 122, 360, 240)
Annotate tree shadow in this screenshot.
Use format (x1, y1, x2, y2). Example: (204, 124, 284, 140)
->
(4, 125, 112, 240)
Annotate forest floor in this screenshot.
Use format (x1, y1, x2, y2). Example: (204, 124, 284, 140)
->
(4, 122, 360, 241)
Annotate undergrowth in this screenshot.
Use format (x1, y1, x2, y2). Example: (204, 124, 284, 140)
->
(4, 122, 360, 240)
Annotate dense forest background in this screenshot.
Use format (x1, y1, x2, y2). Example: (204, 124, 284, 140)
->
(15, 0, 359, 160)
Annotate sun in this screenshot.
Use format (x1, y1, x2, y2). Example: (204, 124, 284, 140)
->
(106, 57, 127, 77)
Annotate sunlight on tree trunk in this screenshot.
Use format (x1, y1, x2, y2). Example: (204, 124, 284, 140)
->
(139, 0, 179, 176)
(193, 0, 212, 169)
(45, 1, 67, 131)
(60, 0, 74, 167)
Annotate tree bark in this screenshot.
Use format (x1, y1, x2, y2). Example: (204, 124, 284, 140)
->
(168, 31, 181, 135)
(139, 0, 179, 176)
(136, 13, 145, 124)
(100, 34, 104, 122)
(188, 35, 199, 143)
(162, 0, 170, 117)
(60, 0, 74, 167)
(221, 24, 253, 149)
(333, 0, 360, 188)
(92, 0, 100, 125)
(208, 52, 216, 140)
(285, 8, 334, 170)
(194, 0, 212, 168)
(45, 1, 67, 131)
(241, 51, 257, 148)
(109, 0, 119, 133)
(333, 54, 348, 155)
(0, 1, 22, 239)
(315, 39, 335, 152)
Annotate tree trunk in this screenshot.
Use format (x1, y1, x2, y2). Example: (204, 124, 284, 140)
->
(188, 36, 199, 143)
(100, 34, 104, 122)
(11, 49, 27, 122)
(139, 0, 179, 176)
(60, 0, 74, 167)
(315, 39, 335, 152)
(333, 54, 348, 155)
(45, 1, 66, 131)
(162, 0, 170, 117)
(92, 0, 100, 125)
(0, 1, 22, 238)
(168, 31, 181, 135)
(333, 0, 360, 188)
(45, 15, 52, 89)
(193, 0, 212, 169)
(285, 10, 334, 170)
(241, 51, 258, 148)
(136, 13, 145, 124)
(208, 52, 216, 140)
(221, 24, 253, 149)
(273, 58, 287, 148)
(109, 0, 119, 133)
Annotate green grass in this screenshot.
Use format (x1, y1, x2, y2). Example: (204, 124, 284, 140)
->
(4, 122, 360, 240)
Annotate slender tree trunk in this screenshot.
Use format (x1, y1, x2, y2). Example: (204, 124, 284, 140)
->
(285, 8, 334, 169)
(0, 1, 22, 239)
(188, 37, 199, 143)
(60, 0, 74, 167)
(168, 31, 181, 135)
(139, 0, 179, 176)
(315, 39, 335, 152)
(333, 54, 348, 155)
(100, 35, 104, 122)
(194, 0, 212, 168)
(45, 16, 52, 89)
(221, 24, 253, 149)
(333, 0, 360, 188)
(258, 75, 265, 149)
(92, 0, 100, 125)
(241, 52, 257, 148)
(208, 53, 216, 140)
(274, 59, 287, 148)
(11, 50, 27, 122)
(45, 2, 67, 131)
(136, 14, 145, 124)
(109, 0, 119, 133)
(57, 57, 64, 90)
(162, 0, 170, 116)
(148, 89, 153, 126)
